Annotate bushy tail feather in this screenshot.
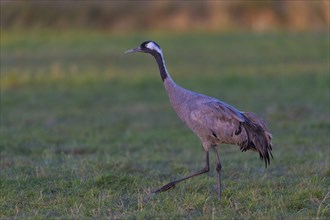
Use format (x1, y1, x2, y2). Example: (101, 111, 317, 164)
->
(241, 112, 273, 167)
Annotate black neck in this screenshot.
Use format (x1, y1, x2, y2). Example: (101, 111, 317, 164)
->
(152, 52, 168, 81)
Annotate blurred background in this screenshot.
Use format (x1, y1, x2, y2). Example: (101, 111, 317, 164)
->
(1, 1, 329, 219)
(1, 0, 329, 32)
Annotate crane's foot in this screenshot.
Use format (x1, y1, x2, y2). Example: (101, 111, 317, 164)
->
(153, 181, 177, 193)
(212, 184, 222, 200)
(217, 187, 222, 200)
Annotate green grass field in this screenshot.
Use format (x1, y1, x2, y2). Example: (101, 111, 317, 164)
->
(1, 30, 329, 219)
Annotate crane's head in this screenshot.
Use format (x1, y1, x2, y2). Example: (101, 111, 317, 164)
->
(125, 41, 162, 56)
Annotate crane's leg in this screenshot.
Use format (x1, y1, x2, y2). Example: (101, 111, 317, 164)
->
(153, 150, 209, 194)
(213, 146, 222, 199)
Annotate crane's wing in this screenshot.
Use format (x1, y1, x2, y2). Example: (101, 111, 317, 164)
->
(189, 99, 246, 143)
(190, 98, 273, 167)
(204, 100, 246, 123)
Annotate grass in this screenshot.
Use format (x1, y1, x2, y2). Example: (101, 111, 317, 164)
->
(1, 30, 329, 219)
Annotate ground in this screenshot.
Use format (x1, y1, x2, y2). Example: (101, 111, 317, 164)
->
(1, 31, 329, 218)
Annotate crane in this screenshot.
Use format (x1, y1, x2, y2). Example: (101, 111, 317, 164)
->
(125, 41, 273, 199)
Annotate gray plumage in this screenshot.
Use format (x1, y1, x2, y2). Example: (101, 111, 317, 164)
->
(125, 41, 273, 199)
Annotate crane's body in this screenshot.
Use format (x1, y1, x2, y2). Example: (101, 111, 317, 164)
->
(165, 78, 247, 151)
(125, 41, 273, 199)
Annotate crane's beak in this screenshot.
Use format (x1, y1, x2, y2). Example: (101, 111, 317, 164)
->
(124, 47, 142, 54)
